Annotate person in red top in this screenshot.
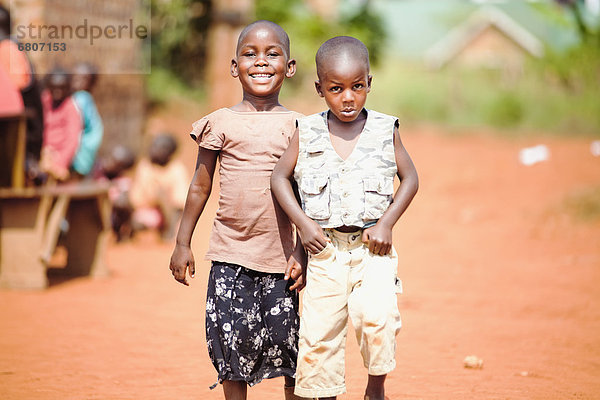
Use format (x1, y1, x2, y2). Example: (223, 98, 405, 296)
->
(0, 5, 45, 185)
(40, 67, 82, 181)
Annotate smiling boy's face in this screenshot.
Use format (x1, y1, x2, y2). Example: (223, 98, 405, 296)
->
(231, 23, 296, 99)
(315, 55, 372, 123)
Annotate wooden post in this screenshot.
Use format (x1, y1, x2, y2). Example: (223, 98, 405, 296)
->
(0, 192, 51, 289)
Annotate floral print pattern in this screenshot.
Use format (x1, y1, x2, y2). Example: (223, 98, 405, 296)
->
(206, 262, 300, 386)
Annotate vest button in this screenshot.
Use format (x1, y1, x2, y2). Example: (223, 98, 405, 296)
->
(343, 192, 349, 197)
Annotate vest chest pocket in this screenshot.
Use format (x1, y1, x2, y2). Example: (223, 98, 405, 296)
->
(300, 173, 331, 220)
(363, 176, 394, 220)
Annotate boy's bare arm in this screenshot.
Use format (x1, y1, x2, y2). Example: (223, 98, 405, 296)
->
(169, 147, 218, 286)
(362, 126, 419, 255)
(271, 129, 329, 254)
(285, 232, 308, 292)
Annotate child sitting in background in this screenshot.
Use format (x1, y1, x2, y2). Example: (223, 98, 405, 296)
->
(128, 133, 189, 240)
(40, 67, 82, 182)
(70, 62, 104, 177)
(93, 145, 136, 242)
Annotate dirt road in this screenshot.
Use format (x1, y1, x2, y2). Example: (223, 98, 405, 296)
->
(1, 119, 599, 399)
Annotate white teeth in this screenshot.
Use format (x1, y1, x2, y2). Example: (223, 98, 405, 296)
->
(251, 74, 272, 78)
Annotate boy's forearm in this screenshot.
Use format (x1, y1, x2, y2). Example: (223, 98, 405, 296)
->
(175, 148, 217, 247)
(175, 184, 211, 247)
(271, 175, 311, 229)
(378, 175, 419, 229)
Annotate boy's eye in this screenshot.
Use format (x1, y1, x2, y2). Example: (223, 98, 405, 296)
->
(243, 52, 255, 57)
(267, 52, 280, 57)
(330, 86, 341, 93)
(354, 83, 364, 89)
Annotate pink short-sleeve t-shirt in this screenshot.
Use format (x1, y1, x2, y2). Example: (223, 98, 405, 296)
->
(190, 107, 303, 274)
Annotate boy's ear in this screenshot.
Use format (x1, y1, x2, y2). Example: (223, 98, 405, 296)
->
(367, 75, 373, 92)
(230, 59, 239, 78)
(286, 58, 296, 78)
(315, 80, 324, 97)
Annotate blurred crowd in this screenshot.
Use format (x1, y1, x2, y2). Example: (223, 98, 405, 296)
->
(0, 5, 187, 242)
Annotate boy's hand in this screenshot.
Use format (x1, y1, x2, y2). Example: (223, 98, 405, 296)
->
(362, 222, 393, 256)
(285, 241, 308, 292)
(297, 218, 330, 255)
(285, 255, 306, 292)
(169, 244, 195, 286)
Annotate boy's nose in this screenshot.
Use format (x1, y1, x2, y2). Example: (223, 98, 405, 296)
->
(255, 56, 268, 66)
(342, 89, 353, 103)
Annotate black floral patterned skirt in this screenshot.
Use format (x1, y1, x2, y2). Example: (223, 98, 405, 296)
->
(206, 261, 300, 386)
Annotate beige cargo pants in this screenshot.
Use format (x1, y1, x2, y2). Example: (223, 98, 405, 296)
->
(294, 229, 402, 398)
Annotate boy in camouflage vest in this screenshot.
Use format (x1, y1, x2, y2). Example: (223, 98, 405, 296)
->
(271, 36, 419, 400)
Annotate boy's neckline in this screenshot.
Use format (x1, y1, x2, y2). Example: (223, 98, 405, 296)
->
(323, 108, 371, 163)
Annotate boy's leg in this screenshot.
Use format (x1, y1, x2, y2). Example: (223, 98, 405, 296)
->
(364, 374, 386, 400)
(222, 380, 247, 400)
(348, 247, 401, 387)
(284, 376, 317, 400)
(295, 242, 349, 399)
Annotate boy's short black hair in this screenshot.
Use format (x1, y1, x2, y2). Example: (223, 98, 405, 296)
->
(152, 133, 178, 155)
(315, 36, 370, 79)
(45, 66, 71, 87)
(74, 62, 99, 88)
(111, 145, 135, 170)
(236, 20, 290, 59)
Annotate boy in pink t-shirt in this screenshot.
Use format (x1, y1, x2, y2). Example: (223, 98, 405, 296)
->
(169, 20, 309, 400)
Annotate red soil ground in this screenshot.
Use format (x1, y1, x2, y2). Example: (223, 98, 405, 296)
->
(1, 106, 599, 399)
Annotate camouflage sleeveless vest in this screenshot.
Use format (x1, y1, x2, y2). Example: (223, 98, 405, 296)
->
(294, 109, 398, 228)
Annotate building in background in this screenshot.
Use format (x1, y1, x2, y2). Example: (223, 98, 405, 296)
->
(424, 6, 544, 72)
(370, 0, 582, 63)
(5, 0, 146, 155)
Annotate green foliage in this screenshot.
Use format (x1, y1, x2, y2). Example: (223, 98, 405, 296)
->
(146, 66, 206, 107)
(148, 0, 387, 101)
(539, 40, 600, 92)
(255, 0, 387, 82)
(149, 0, 210, 85)
(484, 92, 524, 128)
(339, 5, 386, 66)
(366, 48, 600, 136)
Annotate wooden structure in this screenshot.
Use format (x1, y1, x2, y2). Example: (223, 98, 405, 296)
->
(0, 182, 111, 289)
(0, 79, 111, 290)
(8, 0, 146, 155)
(0, 115, 27, 189)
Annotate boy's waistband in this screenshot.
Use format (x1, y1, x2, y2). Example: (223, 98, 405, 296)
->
(324, 228, 362, 250)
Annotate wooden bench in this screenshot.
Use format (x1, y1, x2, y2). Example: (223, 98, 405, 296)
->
(0, 181, 111, 289)
(0, 114, 27, 189)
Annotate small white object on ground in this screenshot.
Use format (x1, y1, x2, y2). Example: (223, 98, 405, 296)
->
(591, 140, 600, 157)
(463, 355, 484, 369)
(519, 144, 550, 166)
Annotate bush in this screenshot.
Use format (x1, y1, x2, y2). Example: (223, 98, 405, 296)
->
(485, 93, 524, 128)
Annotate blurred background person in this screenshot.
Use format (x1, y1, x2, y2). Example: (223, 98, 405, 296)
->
(39, 67, 82, 182)
(70, 62, 104, 178)
(0, 4, 45, 185)
(127, 133, 189, 241)
(93, 144, 137, 242)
